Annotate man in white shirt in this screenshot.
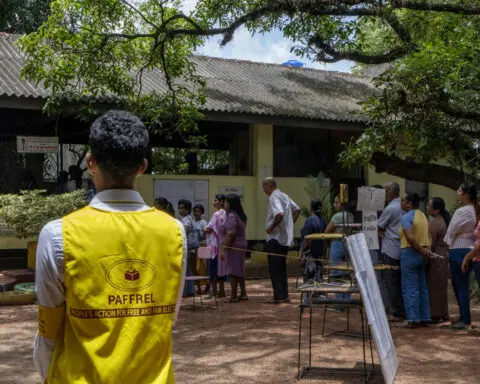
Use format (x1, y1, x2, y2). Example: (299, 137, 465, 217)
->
(263, 177, 300, 304)
(34, 110, 187, 383)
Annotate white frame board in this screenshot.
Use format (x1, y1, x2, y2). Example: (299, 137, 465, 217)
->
(345, 233, 398, 384)
(153, 179, 209, 220)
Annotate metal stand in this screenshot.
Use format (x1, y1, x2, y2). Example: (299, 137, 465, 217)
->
(297, 287, 375, 382)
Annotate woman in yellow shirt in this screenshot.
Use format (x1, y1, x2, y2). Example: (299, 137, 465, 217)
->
(399, 192, 431, 328)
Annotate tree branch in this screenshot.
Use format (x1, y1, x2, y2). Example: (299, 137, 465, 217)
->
(372, 152, 475, 190)
(310, 34, 412, 64)
(119, 0, 158, 30)
(391, 0, 480, 15)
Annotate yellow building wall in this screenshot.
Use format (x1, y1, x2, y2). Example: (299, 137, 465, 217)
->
(0, 237, 30, 250)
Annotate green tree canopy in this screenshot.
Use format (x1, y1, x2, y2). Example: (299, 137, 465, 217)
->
(18, 1, 480, 188)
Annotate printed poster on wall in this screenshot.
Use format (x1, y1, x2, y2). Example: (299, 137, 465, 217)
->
(154, 180, 209, 219)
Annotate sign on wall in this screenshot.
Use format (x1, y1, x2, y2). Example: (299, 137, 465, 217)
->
(16, 136, 59, 154)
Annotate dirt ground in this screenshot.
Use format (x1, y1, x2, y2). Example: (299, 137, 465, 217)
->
(1, 278, 479, 384)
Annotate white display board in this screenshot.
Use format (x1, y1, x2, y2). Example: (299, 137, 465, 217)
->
(345, 233, 398, 384)
(17, 136, 59, 153)
(154, 180, 209, 219)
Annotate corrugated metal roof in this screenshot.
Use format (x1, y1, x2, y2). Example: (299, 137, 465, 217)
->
(0, 33, 374, 122)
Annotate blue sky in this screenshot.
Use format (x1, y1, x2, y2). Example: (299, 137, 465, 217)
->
(181, 1, 354, 73)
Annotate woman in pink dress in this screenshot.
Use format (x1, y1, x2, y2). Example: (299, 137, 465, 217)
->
(205, 194, 227, 298)
(219, 194, 248, 302)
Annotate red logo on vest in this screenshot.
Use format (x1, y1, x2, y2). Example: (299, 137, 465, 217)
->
(125, 269, 140, 281)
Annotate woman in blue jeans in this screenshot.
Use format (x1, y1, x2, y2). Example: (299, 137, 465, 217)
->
(325, 196, 354, 302)
(399, 192, 431, 328)
(445, 182, 477, 330)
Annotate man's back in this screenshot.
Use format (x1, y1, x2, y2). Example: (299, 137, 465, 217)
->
(378, 198, 405, 259)
(47, 206, 183, 383)
(267, 189, 296, 246)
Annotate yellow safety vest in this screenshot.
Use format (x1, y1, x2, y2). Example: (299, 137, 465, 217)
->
(46, 206, 183, 384)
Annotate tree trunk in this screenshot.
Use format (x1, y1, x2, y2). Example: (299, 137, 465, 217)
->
(371, 153, 476, 190)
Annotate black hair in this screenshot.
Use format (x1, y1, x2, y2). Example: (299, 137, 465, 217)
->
(215, 194, 226, 205)
(154, 197, 175, 217)
(193, 204, 205, 214)
(225, 194, 247, 223)
(154, 197, 169, 209)
(178, 199, 192, 214)
(430, 197, 451, 226)
(89, 110, 149, 183)
(459, 182, 479, 220)
(404, 192, 420, 209)
(459, 182, 478, 203)
(310, 199, 323, 220)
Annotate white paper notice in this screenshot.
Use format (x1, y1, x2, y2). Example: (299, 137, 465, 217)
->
(362, 210, 379, 250)
(357, 187, 386, 212)
(194, 181, 209, 201)
(154, 179, 209, 219)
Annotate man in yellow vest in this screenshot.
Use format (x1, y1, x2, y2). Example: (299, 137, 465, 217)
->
(33, 110, 187, 383)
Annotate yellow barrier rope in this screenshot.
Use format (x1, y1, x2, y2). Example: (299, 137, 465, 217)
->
(221, 246, 399, 270)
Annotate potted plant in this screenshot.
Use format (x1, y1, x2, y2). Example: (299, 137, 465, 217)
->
(0, 190, 87, 270)
(302, 172, 335, 221)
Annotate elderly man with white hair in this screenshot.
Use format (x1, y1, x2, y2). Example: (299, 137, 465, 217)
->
(262, 177, 300, 304)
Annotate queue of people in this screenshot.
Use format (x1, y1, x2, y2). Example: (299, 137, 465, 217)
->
(153, 177, 480, 330)
(154, 193, 249, 303)
(378, 181, 480, 329)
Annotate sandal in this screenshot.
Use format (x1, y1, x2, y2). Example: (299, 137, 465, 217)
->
(397, 321, 419, 329)
(229, 297, 240, 303)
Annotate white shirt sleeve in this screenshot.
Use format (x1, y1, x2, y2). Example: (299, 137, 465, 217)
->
(290, 199, 300, 212)
(33, 220, 65, 382)
(270, 196, 285, 216)
(174, 220, 188, 324)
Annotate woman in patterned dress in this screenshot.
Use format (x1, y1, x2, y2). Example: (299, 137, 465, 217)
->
(219, 194, 248, 302)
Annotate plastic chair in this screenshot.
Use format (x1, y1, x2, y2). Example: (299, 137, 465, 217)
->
(185, 246, 218, 311)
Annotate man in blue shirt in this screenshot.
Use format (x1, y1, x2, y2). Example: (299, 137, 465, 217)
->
(378, 182, 406, 320)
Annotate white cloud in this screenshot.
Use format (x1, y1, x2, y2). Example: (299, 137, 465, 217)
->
(179, 1, 354, 72)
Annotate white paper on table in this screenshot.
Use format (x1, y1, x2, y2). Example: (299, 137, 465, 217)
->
(357, 187, 386, 212)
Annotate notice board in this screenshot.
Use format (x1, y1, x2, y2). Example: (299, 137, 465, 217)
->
(153, 180, 209, 219)
(345, 233, 398, 384)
